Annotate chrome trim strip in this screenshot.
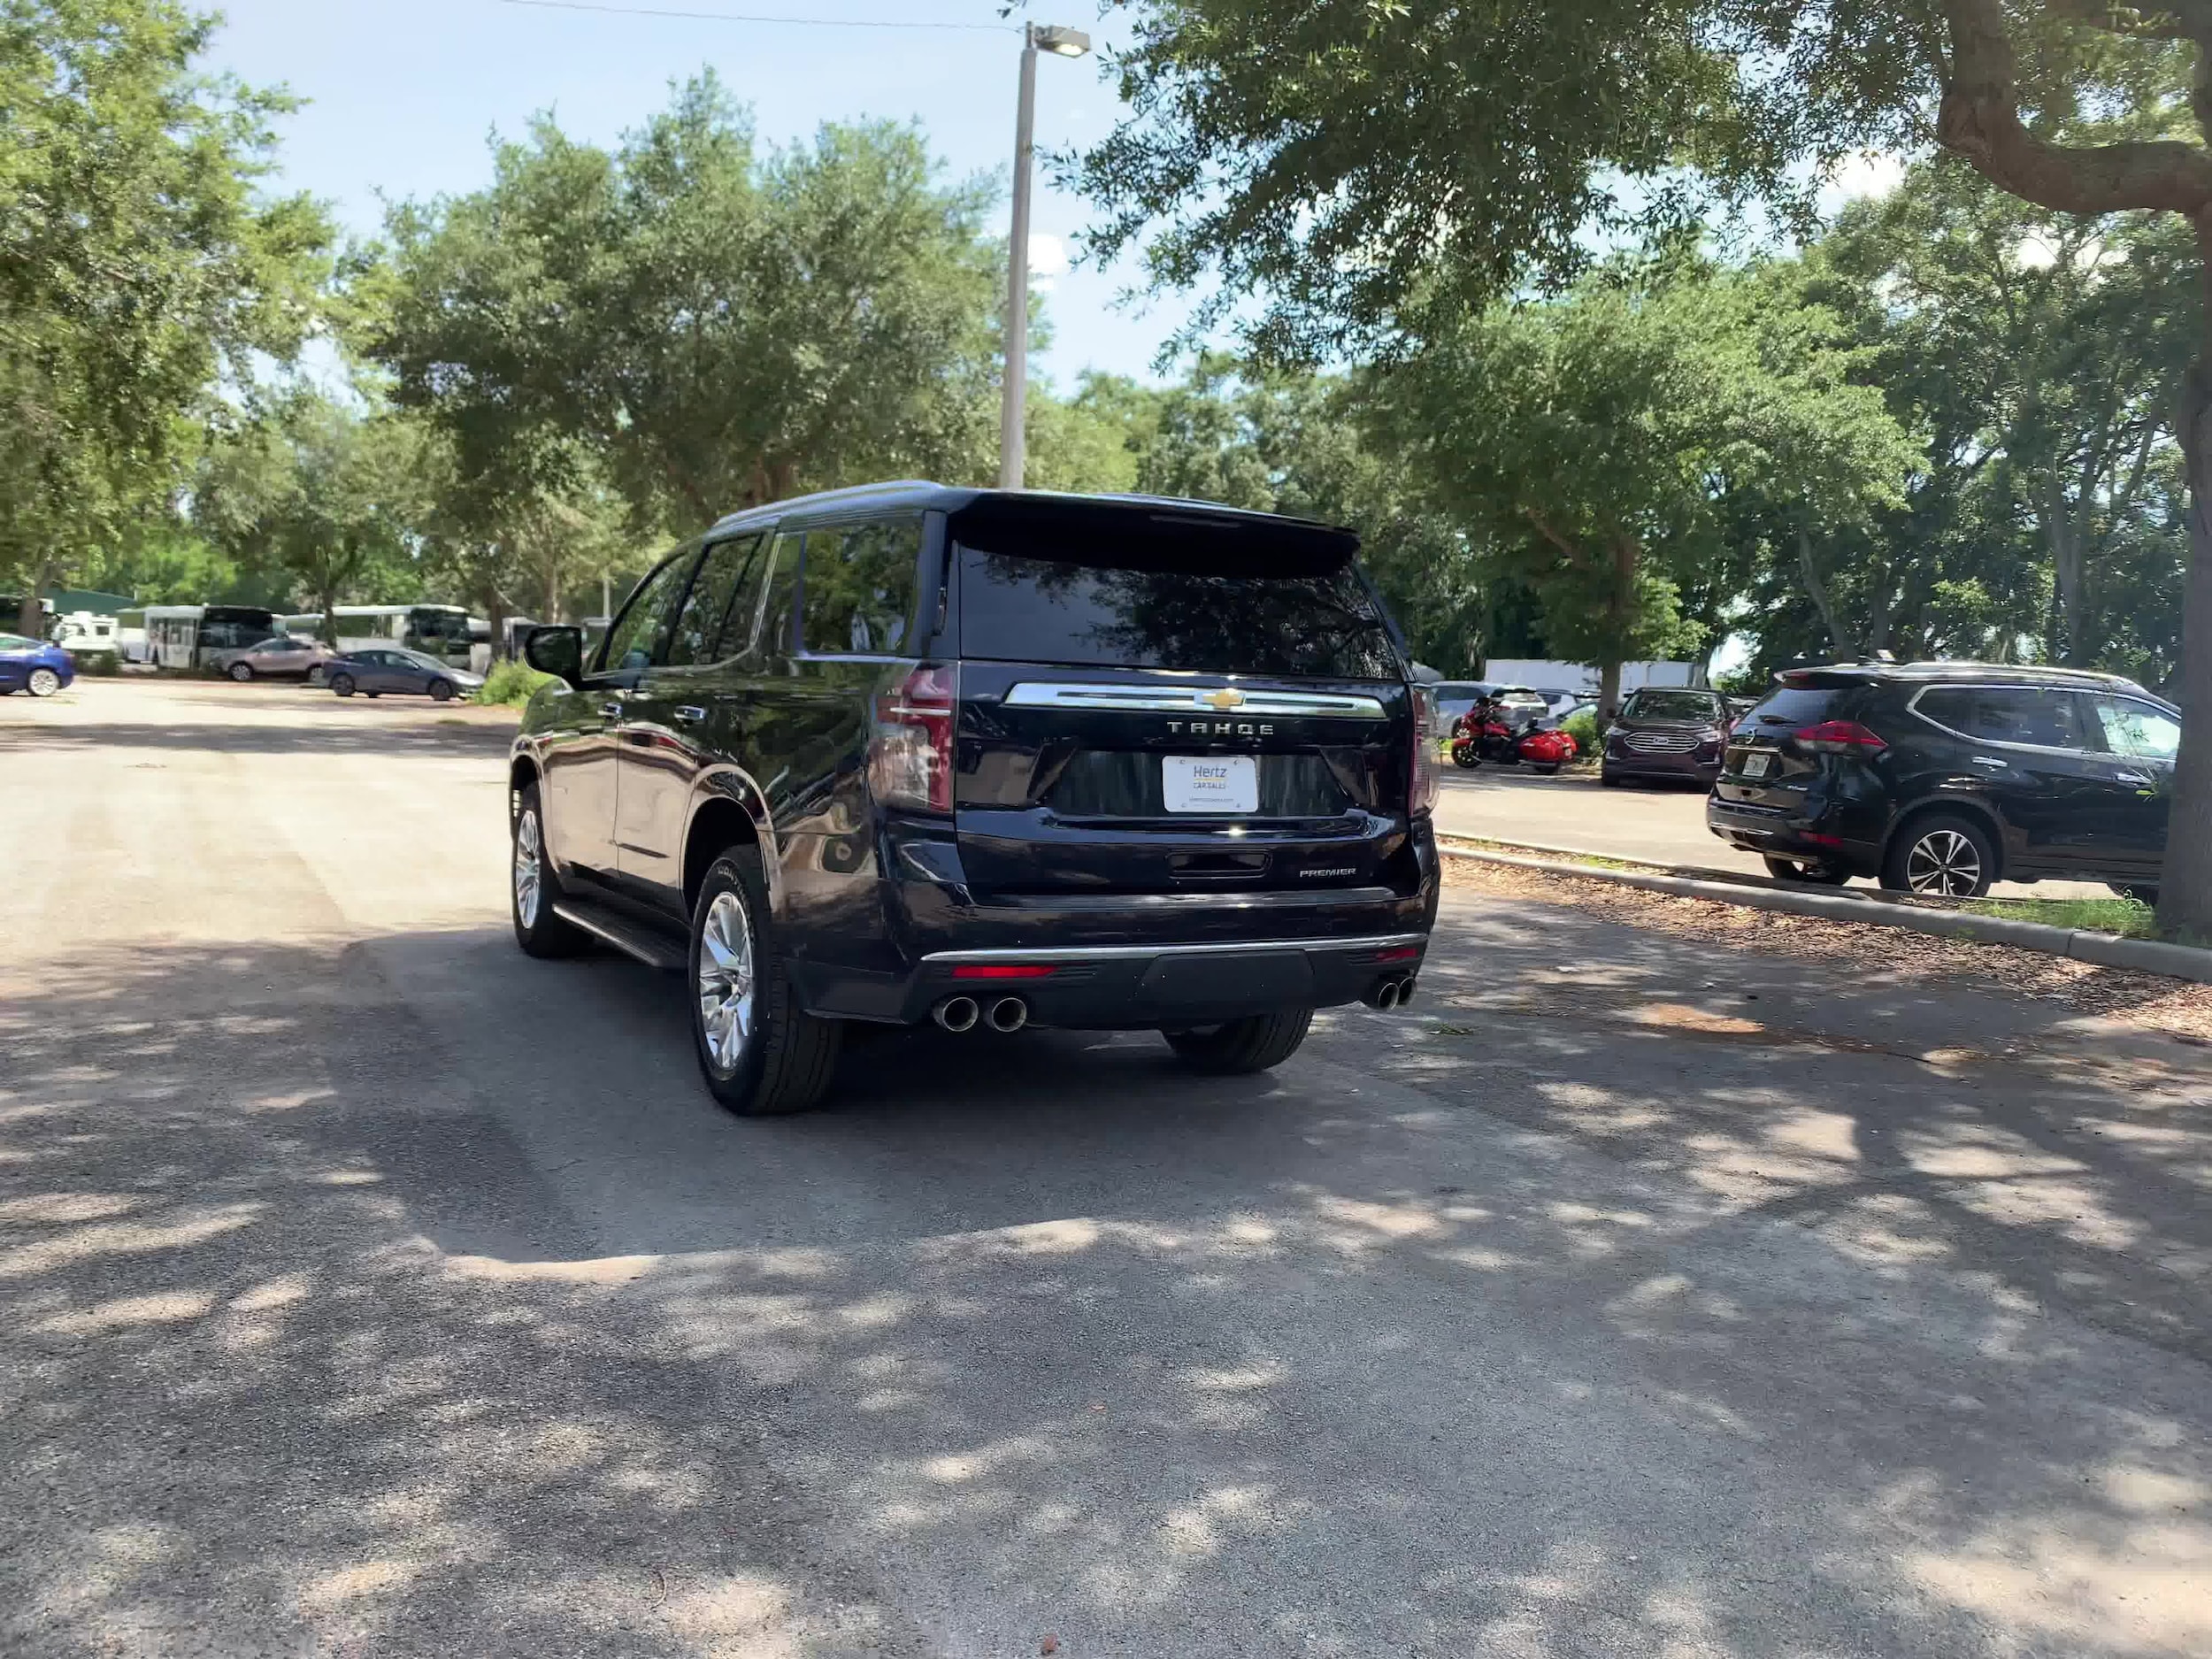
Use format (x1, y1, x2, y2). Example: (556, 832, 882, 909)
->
(921, 932, 1426, 964)
(1002, 682, 1389, 718)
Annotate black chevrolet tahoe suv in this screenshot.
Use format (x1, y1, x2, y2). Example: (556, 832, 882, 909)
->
(510, 484, 1440, 1114)
(1708, 662, 2177, 899)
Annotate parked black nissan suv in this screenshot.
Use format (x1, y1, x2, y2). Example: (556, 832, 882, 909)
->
(1707, 662, 2177, 898)
(509, 484, 1441, 1113)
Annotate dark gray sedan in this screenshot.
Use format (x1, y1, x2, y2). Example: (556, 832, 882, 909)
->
(326, 649, 485, 703)
(1599, 687, 1735, 787)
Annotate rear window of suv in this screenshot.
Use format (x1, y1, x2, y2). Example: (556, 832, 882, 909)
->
(1740, 684, 1863, 729)
(956, 546, 1400, 679)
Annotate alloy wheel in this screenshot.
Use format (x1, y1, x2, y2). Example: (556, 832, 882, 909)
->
(1904, 829, 1981, 895)
(27, 667, 59, 697)
(696, 890, 757, 1074)
(513, 809, 543, 927)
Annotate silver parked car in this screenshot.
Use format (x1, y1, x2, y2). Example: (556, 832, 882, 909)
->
(211, 634, 334, 683)
(326, 648, 485, 703)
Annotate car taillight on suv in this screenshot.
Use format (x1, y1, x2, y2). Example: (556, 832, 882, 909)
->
(871, 663, 956, 811)
(1791, 719, 1888, 757)
(1409, 691, 1440, 816)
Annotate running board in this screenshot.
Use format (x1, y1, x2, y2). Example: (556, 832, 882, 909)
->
(551, 900, 688, 972)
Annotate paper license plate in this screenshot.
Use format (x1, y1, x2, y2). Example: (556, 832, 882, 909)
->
(1164, 755, 1258, 813)
(1740, 751, 1772, 779)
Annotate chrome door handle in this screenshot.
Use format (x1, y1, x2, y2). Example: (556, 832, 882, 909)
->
(2115, 771, 2152, 786)
(597, 701, 624, 719)
(1970, 757, 2007, 769)
(672, 706, 707, 724)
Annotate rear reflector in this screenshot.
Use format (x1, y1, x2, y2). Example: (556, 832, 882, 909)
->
(951, 964, 1057, 980)
(1371, 945, 1422, 963)
(1801, 832, 1845, 848)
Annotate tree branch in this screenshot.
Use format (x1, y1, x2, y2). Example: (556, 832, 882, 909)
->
(1939, 0, 2212, 215)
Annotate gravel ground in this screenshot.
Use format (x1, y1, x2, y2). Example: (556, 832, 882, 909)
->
(1444, 852, 2212, 1042)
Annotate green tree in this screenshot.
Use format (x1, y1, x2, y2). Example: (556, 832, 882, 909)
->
(373, 76, 1002, 537)
(1081, 0, 2212, 930)
(193, 389, 433, 641)
(1367, 260, 1919, 714)
(0, 0, 330, 633)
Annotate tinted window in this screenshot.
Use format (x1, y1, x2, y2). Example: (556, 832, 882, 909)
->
(743, 532, 803, 661)
(1919, 686, 2091, 750)
(1744, 685, 1862, 728)
(957, 546, 1398, 678)
(1624, 690, 1721, 721)
(0, 634, 35, 649)
(664, 534, 764, 668)
(2092, 696, 2180, 762)
(801, 520, 920, 656)
(598, 546, 701, 673)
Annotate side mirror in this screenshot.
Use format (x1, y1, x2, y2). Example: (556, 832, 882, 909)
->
(524, 625, 585, 687)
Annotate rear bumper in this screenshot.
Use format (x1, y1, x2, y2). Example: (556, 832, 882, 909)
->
(797, 817, 1441, 1028)
(1705, 797, 1880, 874)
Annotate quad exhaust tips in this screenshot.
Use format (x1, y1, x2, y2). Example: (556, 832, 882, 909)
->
(933, 995, 1029, 1033)
(1363, 975, 1417, 1011)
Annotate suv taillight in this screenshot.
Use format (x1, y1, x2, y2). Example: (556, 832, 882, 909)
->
(1409, 691, 1440, 817)
(871, 663, 955, 811)
(1792, 719, 1887, 756)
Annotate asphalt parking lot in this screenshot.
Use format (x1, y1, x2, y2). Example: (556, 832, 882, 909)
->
(4, 678, 2208, 1657)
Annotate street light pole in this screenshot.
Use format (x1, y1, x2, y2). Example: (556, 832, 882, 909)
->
(998, 23, 1089, 491)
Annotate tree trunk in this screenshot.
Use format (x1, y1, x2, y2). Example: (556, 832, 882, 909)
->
(2160, 336, 2212, 938)
(1597, 659, 1624, 727)
(1795, 521, 1852, 658)
(2045, 469, 2085, 665)
(16, 557, 58, 636)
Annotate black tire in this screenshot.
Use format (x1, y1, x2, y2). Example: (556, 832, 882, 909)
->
(1600, 767, 1624, 787)
(227, 661, 254, 682)
(1881, 813, 1997, 898)
(1531, 762, 1561, 775)
(1451, 748, 1480, 770)
(364, 691, 380, 698)
(1763, 856, 1852, 887)
(510, 784, 589, 958)
(1162, 1008, 1313, 1076)
(2110, 882, 2161, 906)
(689, 849, 841, 1115)
(429, 679, 455, 703)
(330, 672, 355, 697)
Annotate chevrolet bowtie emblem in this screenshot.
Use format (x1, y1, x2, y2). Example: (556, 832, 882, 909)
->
(1203, 687, 1246, 710)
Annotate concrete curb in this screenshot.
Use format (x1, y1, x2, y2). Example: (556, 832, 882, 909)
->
(1441, 846, 2212, 985)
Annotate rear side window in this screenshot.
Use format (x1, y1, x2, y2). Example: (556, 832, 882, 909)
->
(956, 546, 1398, 678)
(1918, 686, 2092, 750)
(800, 520, 920, 657)
(2091, 695, 2180, 761)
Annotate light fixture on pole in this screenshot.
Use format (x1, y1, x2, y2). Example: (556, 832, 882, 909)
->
(999, 22, 1091, 490)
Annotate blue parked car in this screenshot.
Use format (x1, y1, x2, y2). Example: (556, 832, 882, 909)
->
(0, 633, 74, 697)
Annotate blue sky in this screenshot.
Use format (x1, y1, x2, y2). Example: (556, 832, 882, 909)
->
(203, 0, 1201, 388)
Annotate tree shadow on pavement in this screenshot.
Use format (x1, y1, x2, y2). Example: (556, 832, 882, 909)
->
(5, 926, 2210, 1656)
(0, 719, 515, 760)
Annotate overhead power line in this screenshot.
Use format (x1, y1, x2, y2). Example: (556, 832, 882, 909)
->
(496, 0, 1015, 30)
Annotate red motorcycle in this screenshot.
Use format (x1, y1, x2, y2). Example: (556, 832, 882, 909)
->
(1451, 712, 1578, 775)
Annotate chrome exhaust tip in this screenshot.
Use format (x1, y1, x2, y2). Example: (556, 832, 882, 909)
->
(933, 995, 979, 1033)
(1376, 979, 1402, 1011)
(987, 995, 1029, 1033)
(1395, 975, 1417, 1008)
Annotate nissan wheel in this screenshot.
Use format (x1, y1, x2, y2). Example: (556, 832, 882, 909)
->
(1882, 815, 1996, 899)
